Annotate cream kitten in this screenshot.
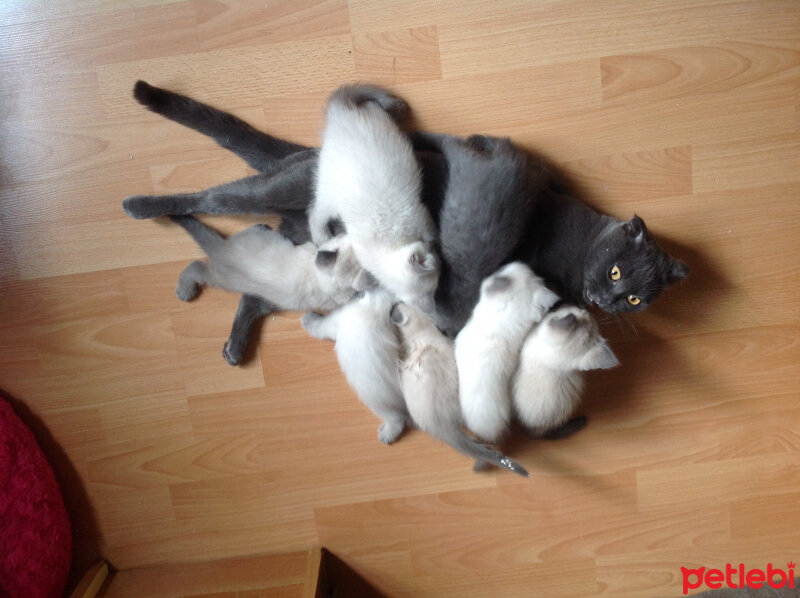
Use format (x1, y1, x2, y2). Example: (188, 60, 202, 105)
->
(312, 84, 440, 312)
(301, 289, 409, 444)
(455, 262, 559, 443)
(512, 306, 618, 434)
(391, 303, 529, 477)
(170, 215, 374, 311)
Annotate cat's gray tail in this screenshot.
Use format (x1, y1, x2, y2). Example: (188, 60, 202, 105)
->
(133, 80, 310, 171)
(439, 428, 530, 478)
(328, 84, 409, 123)
(169, 215, 224, 256)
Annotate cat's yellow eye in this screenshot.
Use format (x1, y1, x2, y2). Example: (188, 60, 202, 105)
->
(627, 295, 641, 306)
(609, 265, 621, 281)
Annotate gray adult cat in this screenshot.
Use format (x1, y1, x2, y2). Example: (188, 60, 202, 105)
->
(123, 82, 689, 361)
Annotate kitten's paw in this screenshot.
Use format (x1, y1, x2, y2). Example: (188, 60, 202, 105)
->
(300, 312, 323, 330)
(378, 420, 405, 444)
(122, 195, 164, 219)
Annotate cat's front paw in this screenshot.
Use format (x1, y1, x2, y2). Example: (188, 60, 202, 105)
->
(122, 195, 164, 219)
(378, 420, 405, 444)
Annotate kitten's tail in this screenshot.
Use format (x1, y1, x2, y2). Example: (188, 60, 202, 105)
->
(438, 428, 530, 478)
(169, 215, 224, 256)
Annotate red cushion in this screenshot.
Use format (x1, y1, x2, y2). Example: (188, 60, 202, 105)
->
(0, 398, 72, 598)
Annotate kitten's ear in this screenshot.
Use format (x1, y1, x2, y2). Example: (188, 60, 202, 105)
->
(665, 257, 690, 284)
(315, 249, 338, 270)
(550, 313, 578, 333)
(353, 269, 378, 291)
(409, 247, 438, 273)
(623, 215, 647, 244)
(579, 342, 619, 371)
(389, 304, 408, 326)
(486, 275, 512, 295)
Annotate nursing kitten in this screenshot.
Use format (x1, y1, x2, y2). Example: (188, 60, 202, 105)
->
(391, 303, 529, 477)
(512, 306, 619, 434)
(455, 262, 559, 443)
(301, 289, 409, 444)
(313, 85, 440, 312)
(170, 215, 374, 311)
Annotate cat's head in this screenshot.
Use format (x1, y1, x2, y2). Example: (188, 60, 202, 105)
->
(379, 241, 440, 314)
(583, 215, 689, 313)
(479, 262, 560, 318)
(315, 235, 378, 295)
(532, 306, 619, 371)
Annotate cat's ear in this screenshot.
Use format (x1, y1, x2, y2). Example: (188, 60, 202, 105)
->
(623, 215, 647, 244)
(579, 342, 619, 371)
(409, 246, 438, 273)
(486, 275, 512, 295)
(550, 312, 578, 333)
(665, 257, 690, 284)
(315, 249, 338, 270)
(389, 303, 408, 326)
(353, 269, 378, 291)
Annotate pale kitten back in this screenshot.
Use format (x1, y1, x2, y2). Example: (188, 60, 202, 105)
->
(169, 215, 373, 311)
(455, 262, 559, 442)
(312, 85, 440, 312)
(512, 306, 619, 434)
(391, 303, 529, 477)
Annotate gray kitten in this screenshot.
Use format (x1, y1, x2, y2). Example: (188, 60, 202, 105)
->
(169, 215, 374, 311)
(391, 302, 529, 477)
(512, 306, 618, 435)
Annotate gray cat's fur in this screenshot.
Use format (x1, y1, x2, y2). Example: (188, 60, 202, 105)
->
(391, 302, 529, 477)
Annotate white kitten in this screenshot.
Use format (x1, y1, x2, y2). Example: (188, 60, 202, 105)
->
(301, 289, 409, 444)
(312, 85, 440, 312)
(455, 262, 559, 443)
(512, 306, 619, 434)
(170, 215, 374, 311)
(391, 303, 529, 477)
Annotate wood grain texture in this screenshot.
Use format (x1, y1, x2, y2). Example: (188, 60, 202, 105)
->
(2, 1, 799, 596)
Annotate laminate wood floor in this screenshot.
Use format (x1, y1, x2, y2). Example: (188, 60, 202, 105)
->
(2, 1, 799, 596)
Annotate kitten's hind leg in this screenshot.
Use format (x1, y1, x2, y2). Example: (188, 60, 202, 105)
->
(123, 154, 317, 220)
(176, 260, 209, 301)
(133, 80, 310, 171)
(223, 294, 276, 366)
